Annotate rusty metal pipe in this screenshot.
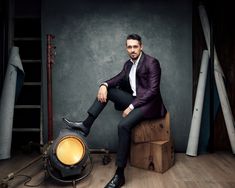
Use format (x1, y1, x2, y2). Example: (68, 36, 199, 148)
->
(46, 34, 55, 141)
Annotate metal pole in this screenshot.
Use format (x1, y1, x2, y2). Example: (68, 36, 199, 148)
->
(46, 34, 55, 141)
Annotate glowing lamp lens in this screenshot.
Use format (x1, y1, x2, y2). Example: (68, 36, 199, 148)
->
(56, 136, 85, 166)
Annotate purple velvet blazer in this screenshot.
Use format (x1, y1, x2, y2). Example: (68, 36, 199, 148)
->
(106, 52, 167, 119)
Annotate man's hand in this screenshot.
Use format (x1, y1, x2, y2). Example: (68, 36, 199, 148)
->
(97, 85, 108, 103)
(122, 107, 132, 117)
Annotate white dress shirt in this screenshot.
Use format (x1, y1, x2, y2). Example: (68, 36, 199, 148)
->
(128, 52, 142, 110)
(129, 52, 142, 96)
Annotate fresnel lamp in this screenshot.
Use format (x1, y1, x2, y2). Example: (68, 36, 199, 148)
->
(46, 127, 92, 183)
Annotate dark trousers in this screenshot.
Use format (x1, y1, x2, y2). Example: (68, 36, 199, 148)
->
(87, 88, 145, 168)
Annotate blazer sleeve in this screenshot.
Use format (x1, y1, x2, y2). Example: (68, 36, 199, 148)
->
(131, 59, 161, 108)
(105, 63, 127, 88)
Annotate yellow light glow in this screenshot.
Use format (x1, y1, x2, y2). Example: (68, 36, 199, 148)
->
(56, 136, 85, 166)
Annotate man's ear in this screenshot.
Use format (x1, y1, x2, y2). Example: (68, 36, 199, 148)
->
(141, 44, 143, 50)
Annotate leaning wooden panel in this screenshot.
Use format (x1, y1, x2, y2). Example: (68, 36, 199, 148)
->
(131, 112, 170, 143)
(130, 140, 174, 173)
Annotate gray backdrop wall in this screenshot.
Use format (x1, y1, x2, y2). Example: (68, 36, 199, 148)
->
(42, 0, 192, 152)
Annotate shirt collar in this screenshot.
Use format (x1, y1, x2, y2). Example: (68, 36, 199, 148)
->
(130, 51, 142, 66)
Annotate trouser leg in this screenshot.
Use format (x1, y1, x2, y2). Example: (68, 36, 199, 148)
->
(116, 108, 145, 168)
(87, 88, 134, 118)
(86, 87, 144, 167)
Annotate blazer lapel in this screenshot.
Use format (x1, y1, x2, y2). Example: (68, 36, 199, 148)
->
(126, 60, 132, 73)
(125, 60, 132, 81)
(136, 52, 145, 72)
(135, 52, 145, 90)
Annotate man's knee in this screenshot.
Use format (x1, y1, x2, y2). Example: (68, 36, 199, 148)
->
(107, 87, 117, 97)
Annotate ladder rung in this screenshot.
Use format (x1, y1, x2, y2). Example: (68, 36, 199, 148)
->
(14, 37, 41, 41)
(15, 105, 41, 109)
(22, 60, 41, 63)
(13, 128, 40, 132)
(24, 82, 41, 86)
(14, 16, 41, 19)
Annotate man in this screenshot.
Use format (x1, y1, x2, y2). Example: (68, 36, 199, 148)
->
(63, 34, 167, 188)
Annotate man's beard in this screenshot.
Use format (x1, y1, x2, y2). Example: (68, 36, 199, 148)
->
(130, 53, 139, 61)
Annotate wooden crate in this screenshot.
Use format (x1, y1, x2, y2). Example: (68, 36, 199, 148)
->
(130, 140, 174, 173)
(132, 112, 170, 143)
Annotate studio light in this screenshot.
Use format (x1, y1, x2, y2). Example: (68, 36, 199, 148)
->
(1, 126, 111, 187)
(46, 128, 92, 183)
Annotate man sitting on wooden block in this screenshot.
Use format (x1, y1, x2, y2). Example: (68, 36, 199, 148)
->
(63, 34, 167, 188)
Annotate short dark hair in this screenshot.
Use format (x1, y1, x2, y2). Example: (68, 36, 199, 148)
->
(126, 34, 142, 45)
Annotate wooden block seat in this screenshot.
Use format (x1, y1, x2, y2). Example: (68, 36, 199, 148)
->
(130, 112, 175, 173)
(131, 112, 170, 143)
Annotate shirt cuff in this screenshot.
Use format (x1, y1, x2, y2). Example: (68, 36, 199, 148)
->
(100, 82, 108, 87)
(129, 104, 134, 110)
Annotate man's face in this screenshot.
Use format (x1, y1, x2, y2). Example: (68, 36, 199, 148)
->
(126, 39, 143, 61)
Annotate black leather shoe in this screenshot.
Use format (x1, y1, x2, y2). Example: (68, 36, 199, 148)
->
(104, 174, 125, 188)
(62, 118, 90, 136)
